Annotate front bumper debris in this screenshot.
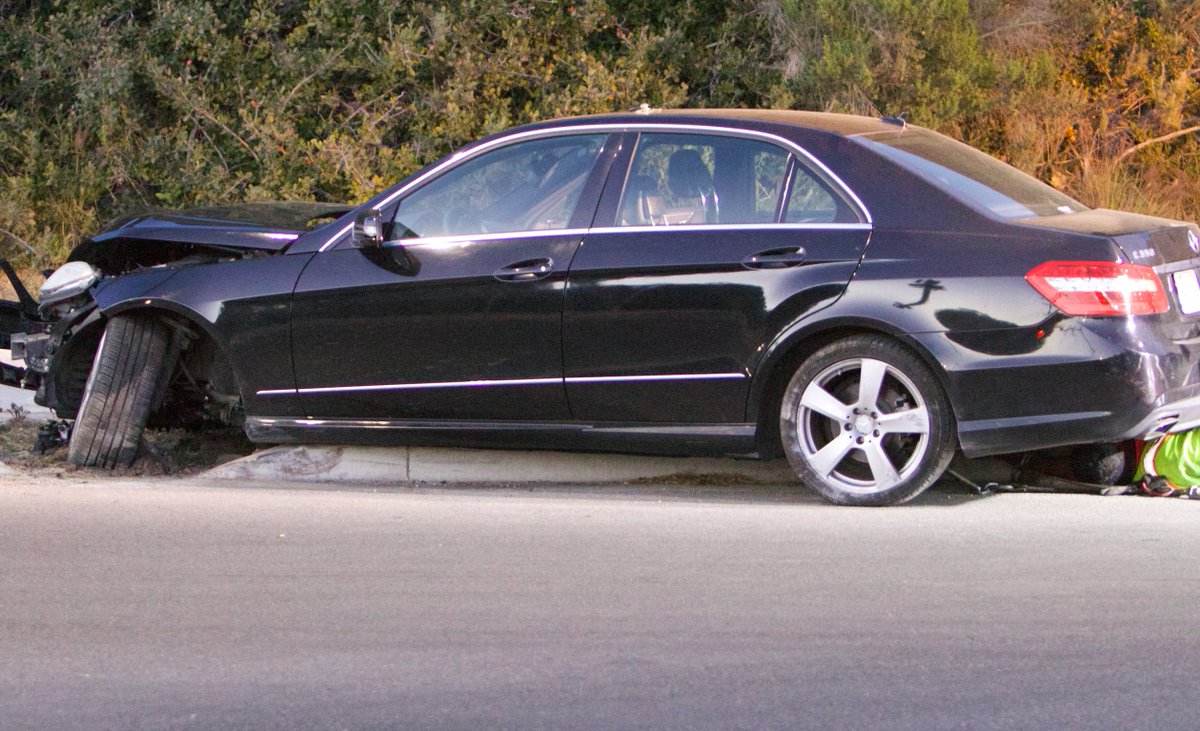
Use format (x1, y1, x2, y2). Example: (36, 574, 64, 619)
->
(0, 257, 40, 387)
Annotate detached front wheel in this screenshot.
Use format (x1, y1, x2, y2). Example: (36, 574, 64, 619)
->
(68, 314, 172, 468)
(780, 336, 955, 506)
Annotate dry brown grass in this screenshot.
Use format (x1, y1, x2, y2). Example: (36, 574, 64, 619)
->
(0, 419, 254, 478)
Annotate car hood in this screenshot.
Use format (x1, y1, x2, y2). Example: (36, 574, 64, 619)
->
(70, 201, 353, 260)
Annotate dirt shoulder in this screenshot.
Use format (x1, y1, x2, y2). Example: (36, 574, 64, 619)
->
(0, 417, 254, 479)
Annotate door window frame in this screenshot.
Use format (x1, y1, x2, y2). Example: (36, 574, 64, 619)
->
(388, 133, 616, 244)
(318, 123, 873, 253)
(592, 129, 870, 232)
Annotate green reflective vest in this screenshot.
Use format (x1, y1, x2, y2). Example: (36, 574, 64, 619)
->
(1136, 430, 1200, 488)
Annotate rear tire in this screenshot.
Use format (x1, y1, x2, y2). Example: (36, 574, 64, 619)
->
(780, 335, 955, 506)
(68, 315, 171, 468)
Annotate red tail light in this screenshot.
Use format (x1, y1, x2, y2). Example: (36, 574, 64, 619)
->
(1025, 260, 1168, 316)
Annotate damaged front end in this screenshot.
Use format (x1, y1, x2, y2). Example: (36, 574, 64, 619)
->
(9, 259, 106, 419)
(1, 201, 350, 424)
(0, 257, 40, 387)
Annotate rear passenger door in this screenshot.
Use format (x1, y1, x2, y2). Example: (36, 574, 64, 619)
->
(563, 129, 871, 424)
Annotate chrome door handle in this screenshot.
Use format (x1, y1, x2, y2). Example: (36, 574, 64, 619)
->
(742, 247, 807, 269)
(494, 257, 554, 282)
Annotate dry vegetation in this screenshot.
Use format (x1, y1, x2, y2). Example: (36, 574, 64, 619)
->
(0, 413, 253, 476)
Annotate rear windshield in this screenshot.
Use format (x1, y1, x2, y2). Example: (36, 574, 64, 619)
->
(855, 128, 1088, 219)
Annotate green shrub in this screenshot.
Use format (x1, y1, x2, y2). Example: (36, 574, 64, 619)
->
(0, 0, 1196, 271)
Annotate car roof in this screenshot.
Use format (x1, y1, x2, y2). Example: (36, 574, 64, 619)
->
(537, 108, 901, 137)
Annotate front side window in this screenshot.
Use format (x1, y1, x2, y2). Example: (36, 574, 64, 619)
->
(617, 133, 790, 226)
(391, 134, 606, 239)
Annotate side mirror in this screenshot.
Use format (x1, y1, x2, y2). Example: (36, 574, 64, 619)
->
(352, 209, 385, 248)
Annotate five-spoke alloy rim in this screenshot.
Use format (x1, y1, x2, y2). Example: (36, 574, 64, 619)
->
(794, 357, 931, 495)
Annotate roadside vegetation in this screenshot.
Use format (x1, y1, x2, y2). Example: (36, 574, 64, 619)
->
(0, 0, 1198, 275)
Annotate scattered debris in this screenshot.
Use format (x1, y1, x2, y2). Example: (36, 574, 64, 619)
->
(32, 420, 70, 454)
(1132, 475, 1200, 499)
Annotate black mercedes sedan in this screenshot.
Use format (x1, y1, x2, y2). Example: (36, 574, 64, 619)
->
(6, 108, 1200, 505)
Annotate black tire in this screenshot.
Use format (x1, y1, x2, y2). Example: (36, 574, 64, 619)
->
(780, 335, 955, 506)
(68, 314, 171, 468)
(1070, 443, 1130, 485)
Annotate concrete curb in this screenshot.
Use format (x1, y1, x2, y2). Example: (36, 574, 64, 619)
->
(199, 445, 798, 486)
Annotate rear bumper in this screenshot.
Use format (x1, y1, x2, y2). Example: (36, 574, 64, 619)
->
(912, 314, 1200, 456)
(952, 389, 1200, 456)
(1120, 387, 1200, 440)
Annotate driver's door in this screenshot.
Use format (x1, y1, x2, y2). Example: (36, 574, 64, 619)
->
(289, 132, 615, 422)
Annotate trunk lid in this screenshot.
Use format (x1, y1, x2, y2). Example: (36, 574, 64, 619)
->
(1012, 208, 1200, 268)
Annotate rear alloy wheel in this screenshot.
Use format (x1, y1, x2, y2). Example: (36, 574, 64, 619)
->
(780, 336, 955, 506)
(68, 314, 172, 469)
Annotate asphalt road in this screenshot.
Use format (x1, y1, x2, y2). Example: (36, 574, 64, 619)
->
(1, 475, 1198, 730)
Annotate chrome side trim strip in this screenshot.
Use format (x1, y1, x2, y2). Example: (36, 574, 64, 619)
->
(381, 228, 588, 250)
(252, 417, 570, 431)
(587, 424, 757, 437)
(259, 378, 529, 397)
(360, 223, 868, 253)
(256, 372, 748, 397)
(587, 223, 872, 236)
(246, 415, 756, 437)
(317, 122, 873, 252)
(296, 377, 562, 395)
(566, 373, 746, 384)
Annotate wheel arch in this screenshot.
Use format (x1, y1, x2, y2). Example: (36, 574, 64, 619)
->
(89, 299, 246, 416)
(43, 308, 106, 420)
(747, 315, 959, 457)
(102, 297, 222, 339)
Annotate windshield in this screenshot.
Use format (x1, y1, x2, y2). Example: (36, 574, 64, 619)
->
(855, 128, 1088, 219)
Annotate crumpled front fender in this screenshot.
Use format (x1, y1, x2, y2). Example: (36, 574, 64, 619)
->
(90, 267, 182, 311)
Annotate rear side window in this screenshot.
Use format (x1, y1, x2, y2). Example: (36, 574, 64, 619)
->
(617, 132, 862, 226)
(617, 133, 789, 226)
(855, 128, 1088, 219)
(391, 134, 606, 239)
(784, 166, 855, 224)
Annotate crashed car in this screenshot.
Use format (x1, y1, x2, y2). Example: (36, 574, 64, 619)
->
(5, 108, 1200, 506)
